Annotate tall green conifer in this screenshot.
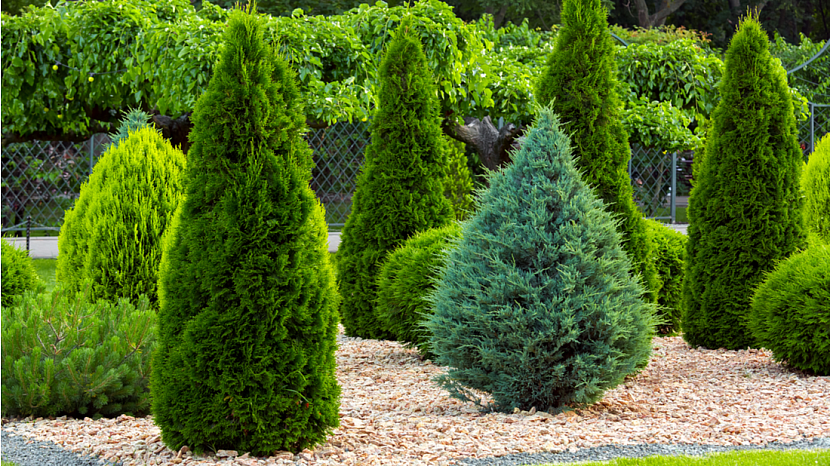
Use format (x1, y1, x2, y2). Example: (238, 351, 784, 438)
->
(535, 0, 656, 300)
(682, 16, 805, 350)
(337, 17, 454, 339)
(152, 6, 340, 454)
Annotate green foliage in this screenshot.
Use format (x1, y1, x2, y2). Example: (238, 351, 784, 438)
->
(621, 98, 700, 151)
(375, 223, 462, 357)
(1, 0, 491, 139)
(644, 220, 686, 334)
(56, 126, 185, 308)
(426, 108, 655, 413)
(1, 285, 154, 418)
(0, 238, 43, 308)
(536, 0, 657, 301)
(151, 7, 340, 455)
(749, 244, 830, 375)
(609, 24, 714, 47)
(336, 18, 455, 340)
(444, 139, 475, 220)
(108, 107, 156, 147)
(803, 134, 830, 245)
(682, 17, 806, 351)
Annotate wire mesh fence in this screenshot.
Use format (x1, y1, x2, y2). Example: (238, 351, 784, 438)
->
(798, 103, 830, 158)
(628, 146, 693, 223)
(2, 134, 111, 235)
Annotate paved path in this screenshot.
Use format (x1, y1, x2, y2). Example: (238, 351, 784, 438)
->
(5, 224, 687, 259)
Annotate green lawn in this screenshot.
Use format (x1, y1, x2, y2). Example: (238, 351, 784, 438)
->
(529, 448, 829, 466)
(32, 258, 57, 293)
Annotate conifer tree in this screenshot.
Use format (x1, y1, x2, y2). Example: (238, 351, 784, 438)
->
(802, 134, 830, 245)
(682, 15, 805, 350)
(426, 108, 655, 413)
(337, 17, 454, 339)
(535, 0, 656, 300)
(152, 6, 340, 455)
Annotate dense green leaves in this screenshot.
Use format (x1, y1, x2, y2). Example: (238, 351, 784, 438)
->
(749, 245, 830, 376)
(2, 286, 154, 418)
(682, 16, 806, 350)
(803, 134, 830, 245)
(337, 17, 455, 339)
(152, 7, 340, 454)
(426, 108, 655, 412)
(536, 0, 657, 301)
(0, 239, 43, 308)
(56, 126, 185, 308)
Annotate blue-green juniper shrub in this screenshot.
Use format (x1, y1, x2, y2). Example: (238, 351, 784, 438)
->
(425, 108, 656, 413)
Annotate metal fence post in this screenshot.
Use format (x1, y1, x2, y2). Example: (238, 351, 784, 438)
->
(26, 215, 31, 253)
(811, 101, 815, 156)
(670, 152, 677, 224)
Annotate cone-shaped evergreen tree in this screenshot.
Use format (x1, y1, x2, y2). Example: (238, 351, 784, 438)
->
(682, 16, 805, 350)
(337, 17, 454, 339)
(535, 0, 656, 301)
(151, 6, 340, 454)
(426, 108, 655, 413)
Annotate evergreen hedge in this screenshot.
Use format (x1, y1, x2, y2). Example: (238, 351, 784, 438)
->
(375, 223, 462, 357)
(535, 0, 656, 301)
(645, 219, 686, 334)
(337, 18, 454, 339)
(803, 134, 830, 245)
(56, 126, 185, 307)
(2, 286, 154, 418)
(1, 239, 43, 308)
(426, 108, 655, 413)
(749, 244, 830, 375)
(682, 16, 805, 350)
(152, 6, 340, 455)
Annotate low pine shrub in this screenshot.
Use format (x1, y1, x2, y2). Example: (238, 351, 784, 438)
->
(802, 134, 830, 245)
(645, 219, 686, 334)
(56, 126, 185, 307)
(749, 244, 830, 375)
(1, 239, 43, 308)
(1, 285, 154, 417)
(375, 223, 462, 357)
(426, 108, 656, 413)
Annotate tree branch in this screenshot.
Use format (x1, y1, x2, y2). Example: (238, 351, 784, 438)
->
(650, 0, 689, 26)
(443, 116, 522, 171)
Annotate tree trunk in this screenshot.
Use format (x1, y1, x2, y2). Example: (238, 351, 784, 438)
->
(632, 0, 689, 28)
(442, 116, 523, 171)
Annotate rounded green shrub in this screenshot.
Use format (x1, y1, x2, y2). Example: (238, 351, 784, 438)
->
(682, 16, 805, 350)
(535, 0, 657, 302)
(152, 6, 340, 455)
(375, 223, 462, 357)
(337, 17, 454, 339)
(645, 219, 687, 334)
(803, 134, 830, 245)
(425, 108, 656, 413)
(2, 285, 154, 418)
(749, 244, 830, 375)
(56, 126, 185, 308)
(1, 238, 43, 308)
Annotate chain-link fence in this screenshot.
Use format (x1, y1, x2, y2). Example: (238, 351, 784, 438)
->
(307, 121, 370, 226)
(628, 146, 693, 223)
(798, 103, 830, 158)
(2, 134, 111, 235)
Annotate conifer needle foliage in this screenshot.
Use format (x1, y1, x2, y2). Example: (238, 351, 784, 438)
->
(535, 0, 657, 301)
(152, 6, 340, 455)
(56, 126, 185, 308)
(426, 108, 655, 413)
(682, 16, 805, 350)
(0, 239, 43, 308)
(802, 134, 830, 246)
(337, 17, 454, 339)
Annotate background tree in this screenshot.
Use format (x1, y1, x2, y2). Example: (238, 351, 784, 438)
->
(682, 15, 805, 350)
(425, 108, 655, 413)
(536, 0, 658, 300)
(337, 17, 455, 339)
(152, 6, 340, 454)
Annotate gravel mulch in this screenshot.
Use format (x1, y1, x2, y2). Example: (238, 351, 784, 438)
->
(3, 331, 829, 466)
